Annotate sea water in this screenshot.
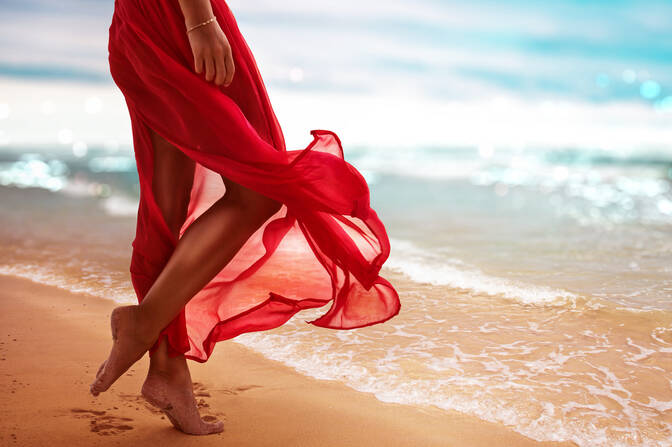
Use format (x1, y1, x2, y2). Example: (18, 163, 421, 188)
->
(1, 0, 671, 445)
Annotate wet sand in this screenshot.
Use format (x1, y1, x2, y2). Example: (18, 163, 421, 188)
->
(0, 275, 577, 446)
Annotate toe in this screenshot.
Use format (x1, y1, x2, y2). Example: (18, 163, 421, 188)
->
(89, 361, 107, 395)
(90, 378, 102, 394)
(90, 365, 111, 395)
(203, 419, 224, 434)
(91, 359, 110, 390)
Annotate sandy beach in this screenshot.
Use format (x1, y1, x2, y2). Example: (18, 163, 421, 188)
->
(0, 275, 579, 446)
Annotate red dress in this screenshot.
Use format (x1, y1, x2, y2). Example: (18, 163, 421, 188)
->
(107, 0, 400, 362)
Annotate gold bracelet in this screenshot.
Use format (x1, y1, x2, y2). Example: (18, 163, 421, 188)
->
(186, 16, 216, 33)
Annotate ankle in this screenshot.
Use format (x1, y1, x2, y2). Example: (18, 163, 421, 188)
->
(132, 304, 163, 344)
(149, 351, 189, 378)
(148, 363, 191, 385)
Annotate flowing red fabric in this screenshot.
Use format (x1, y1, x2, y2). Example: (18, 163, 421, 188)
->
(107, 0, 400, 362)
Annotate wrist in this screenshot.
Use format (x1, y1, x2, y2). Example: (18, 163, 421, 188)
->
(185, 15, 214, 29)
(186, 16, 216, 33)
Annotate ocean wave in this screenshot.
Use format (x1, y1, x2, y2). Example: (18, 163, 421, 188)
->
(385, 237, 581, 307)
(233, 301, 672, 447)
(0, 264, 137, 304)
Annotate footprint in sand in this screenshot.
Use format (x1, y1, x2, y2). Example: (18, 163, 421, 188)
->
(70, 409, 134, 436)
(192, 382, 215, 409)
(193, 381, 211, 397)
(218, 383, 263, 395)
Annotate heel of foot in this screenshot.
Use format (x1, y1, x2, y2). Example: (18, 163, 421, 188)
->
(142, 389, 163, 408)
(110, 306, 129, 341)
(141, 373, 170, 410)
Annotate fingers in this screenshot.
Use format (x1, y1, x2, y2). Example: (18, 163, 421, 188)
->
(214, 45, 234, 87)
(192, 42, 234, 86)
(194, 53, 204, 74)
(204, 55, 215, 82)
(214, 47, 227, 86)
(223, 49, 235, 86)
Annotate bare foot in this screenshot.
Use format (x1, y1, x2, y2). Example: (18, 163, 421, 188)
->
(90, 305, 157, 396)
(141, 370, 224, 435)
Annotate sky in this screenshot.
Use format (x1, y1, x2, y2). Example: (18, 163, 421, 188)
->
(0, 0, 671, 151)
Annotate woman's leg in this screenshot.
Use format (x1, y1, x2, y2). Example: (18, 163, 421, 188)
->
(137, 169, 282, 337)
(143, 126, 193, 378)
(135, 129, 223, 434)
(149, 126, 194, 242)
(89, 127, 282, 400)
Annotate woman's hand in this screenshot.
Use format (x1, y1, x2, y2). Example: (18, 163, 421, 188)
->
(187, 21, 235, 87)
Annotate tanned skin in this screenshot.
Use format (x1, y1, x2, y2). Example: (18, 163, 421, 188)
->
(90, 0, 282, 435)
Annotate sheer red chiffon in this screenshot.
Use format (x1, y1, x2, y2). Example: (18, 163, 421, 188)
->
(107, 0, 400, 362)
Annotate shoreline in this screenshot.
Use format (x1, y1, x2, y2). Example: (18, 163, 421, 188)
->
(0, 274, 577, 446)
